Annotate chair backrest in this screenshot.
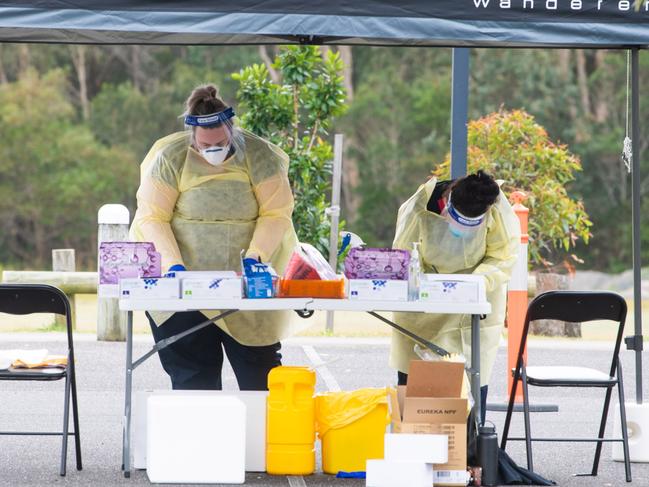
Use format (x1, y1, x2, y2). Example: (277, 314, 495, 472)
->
(0, 284, 71, 317)
(521, 291, 627, 376)
(526, 291, 626, 324)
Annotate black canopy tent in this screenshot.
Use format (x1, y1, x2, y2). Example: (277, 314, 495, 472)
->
(0, 1, 649, 47)
(0, 0, 644, 403)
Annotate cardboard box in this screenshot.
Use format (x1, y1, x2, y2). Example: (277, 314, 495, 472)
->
(348, 279, 408, 301)
(390, 360, 469, 486)
(119, 278, 180, 299)
(179, 271, 242, 299)
(418, 273, 485, 303)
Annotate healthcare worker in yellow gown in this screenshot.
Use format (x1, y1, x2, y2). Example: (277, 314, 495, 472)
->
(390, 170, 520, 420)
(130, 84, 298, 390)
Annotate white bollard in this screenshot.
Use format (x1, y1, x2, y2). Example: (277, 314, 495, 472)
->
(97, 204, 130, 341)
(613, 402, 649, 463)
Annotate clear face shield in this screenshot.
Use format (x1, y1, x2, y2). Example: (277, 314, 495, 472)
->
(443, 192, 486, 238)
(184, 107, 243, 166)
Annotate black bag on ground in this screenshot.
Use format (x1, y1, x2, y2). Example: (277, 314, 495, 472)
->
(467, 409, 555, 486)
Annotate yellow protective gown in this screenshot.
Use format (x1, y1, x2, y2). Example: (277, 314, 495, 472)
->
(130, 129, 298, 346)
(390, 177, 520, 385)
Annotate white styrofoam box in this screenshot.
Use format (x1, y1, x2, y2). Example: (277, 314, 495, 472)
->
(134, 390, 268, 472)
(348, 279, 408, 301)
(366, 459, 433, 487)
(433, 469, 471, 486)
(146, 395, 246, 484)
(613, 402, 649, 462)
(418, 273, 486, 303)
(181, 276, 242, 299)
(384, 433, 448, 464)
(119, 278, 179, 300)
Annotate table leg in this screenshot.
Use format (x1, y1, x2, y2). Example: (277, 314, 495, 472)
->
(471, 314, 481, 426)
(122, 310, 133, 478)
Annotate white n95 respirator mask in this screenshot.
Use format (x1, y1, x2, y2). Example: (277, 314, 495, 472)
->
(200, 145, 230, 166)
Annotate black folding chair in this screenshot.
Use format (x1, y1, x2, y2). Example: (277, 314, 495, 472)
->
(501, 291, 631, 482)
(0, 284, 82, 476)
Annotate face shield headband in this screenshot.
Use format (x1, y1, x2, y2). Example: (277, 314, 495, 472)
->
(446, 193, 486, 228)
(184, 107, 235, 127)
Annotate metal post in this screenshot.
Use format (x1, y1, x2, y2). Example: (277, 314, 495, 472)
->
(325, 134, 344, 334)
(471, 314, 481, 426)
(451, 48, 470, 179)
(630, 48, 643, 405)
(122, 310, 133, 477)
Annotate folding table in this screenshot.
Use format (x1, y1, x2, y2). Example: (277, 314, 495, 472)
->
(118, 296, 491, 477)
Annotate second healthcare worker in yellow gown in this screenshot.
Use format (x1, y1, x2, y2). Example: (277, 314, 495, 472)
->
(391, 170, 520, 420)
(130, 84, 298, 390)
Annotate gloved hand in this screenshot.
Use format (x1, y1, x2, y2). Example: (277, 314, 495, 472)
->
(164, 264, 186, 278)
(242, 257, 260, 275)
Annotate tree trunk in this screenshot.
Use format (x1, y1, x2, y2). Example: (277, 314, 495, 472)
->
(131, 45, 143, 91)
(337, 46, 354, 103)
(530, 272, 582, 337)
(0, 44, 8, 84)
(575, 50, 592, 120)
(593, 51, 609, 124)
(18, 44, 31, 74)
(70, 45, 90, 120)
(258, 46, 280, 83)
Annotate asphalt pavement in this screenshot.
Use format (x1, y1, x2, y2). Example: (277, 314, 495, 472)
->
(0, 332, 647, 486)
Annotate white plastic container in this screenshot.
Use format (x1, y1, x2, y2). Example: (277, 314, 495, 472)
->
(181, 275, 242, 299)
(366, 459, 433, 487)
(383, 433, 448, 464)
(135, 390, 267, 472)
(146, 394, 246, 484)
(348, 279, 408, 301)
(418, 273, 486, 303)
(613, 402, 649, 463)
(119, 278, 180, 300)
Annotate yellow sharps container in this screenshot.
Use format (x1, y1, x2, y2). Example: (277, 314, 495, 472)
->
(266, 366, 316, 475)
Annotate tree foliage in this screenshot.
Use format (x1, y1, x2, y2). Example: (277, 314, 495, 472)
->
(0, 43, 647, 273)
(434, 109, 592, 268)
(232, 46, 347, 256)
(0, 69, 137, 268)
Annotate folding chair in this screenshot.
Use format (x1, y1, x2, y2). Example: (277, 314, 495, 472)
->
(501, 291, 631, 482)
(0, 284, 82, 476)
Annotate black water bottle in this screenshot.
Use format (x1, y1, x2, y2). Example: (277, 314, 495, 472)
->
(477, 422, 499, 486)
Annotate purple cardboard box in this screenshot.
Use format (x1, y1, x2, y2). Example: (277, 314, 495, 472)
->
(343, 248, 410, 280)
(99, 242, 161, 297)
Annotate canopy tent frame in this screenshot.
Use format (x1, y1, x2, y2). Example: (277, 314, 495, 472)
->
(0, 0, 644, 405)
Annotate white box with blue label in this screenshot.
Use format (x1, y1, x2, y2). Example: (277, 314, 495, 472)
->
(178, 271, 242, 299)
(119, 278, 180, 299)
(241, 258, 278, 299)
(418, 274, 486, 303)
(348, 279, 408, 301)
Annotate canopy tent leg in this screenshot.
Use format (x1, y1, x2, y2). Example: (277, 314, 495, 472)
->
(451, 48, 470, 179)
(630, 47, 644, 405)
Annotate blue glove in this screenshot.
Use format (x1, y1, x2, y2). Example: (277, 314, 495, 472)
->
(336, 471, 366, 479)
(164, 264, 186, 278)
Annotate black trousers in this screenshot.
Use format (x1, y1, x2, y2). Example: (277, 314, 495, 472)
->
(147, 311, 282, 391)
(398, 371, 489, 425)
